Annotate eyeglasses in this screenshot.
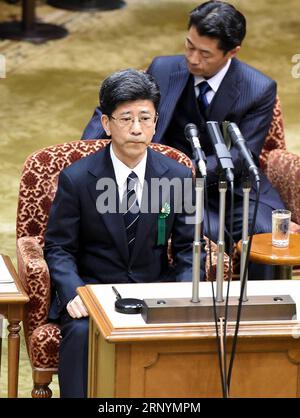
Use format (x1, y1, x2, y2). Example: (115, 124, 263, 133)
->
(110, 113, 158, 128)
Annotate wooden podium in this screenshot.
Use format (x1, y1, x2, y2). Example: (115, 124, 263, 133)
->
(78, 280, 300, 398)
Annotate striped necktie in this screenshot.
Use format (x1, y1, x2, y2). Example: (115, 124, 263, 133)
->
(197, 81, 212, 113)
(122, 171, 140, 254)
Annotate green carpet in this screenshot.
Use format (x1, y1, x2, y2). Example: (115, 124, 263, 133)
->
(0, 0, 299, 398)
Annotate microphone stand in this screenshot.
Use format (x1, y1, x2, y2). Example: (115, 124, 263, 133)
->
(191, 174, 205, 303)
(141, 144, 296, 326)
(240, 171, 251, 302)
(216, 175, 227, 303)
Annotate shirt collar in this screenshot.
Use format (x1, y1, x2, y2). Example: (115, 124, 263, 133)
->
(110, 144, 147, 189)
(194, 58, 231, 93)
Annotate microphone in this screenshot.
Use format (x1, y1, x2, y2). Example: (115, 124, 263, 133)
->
(227, 123, 260, 183)
(206, 121, 234, 183)
(184, 123, 207, 177)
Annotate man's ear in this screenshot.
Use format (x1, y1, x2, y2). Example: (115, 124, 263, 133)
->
(153, 116, 158, 135)
(229, 45, 241, 58)
(101, 114, 111, 136)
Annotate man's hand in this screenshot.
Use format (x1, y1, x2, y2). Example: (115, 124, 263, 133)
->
(66, 295, 89, 319)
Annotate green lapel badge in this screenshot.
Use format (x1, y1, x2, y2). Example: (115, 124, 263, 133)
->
(157, 202, 171, 245)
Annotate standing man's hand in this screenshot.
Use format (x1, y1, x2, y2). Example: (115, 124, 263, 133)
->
(67, 295, 89, 319)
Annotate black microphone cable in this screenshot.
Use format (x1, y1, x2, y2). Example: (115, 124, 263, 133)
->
(222, 177, 235, 398)
(226, 177, 261, 393)
(204, 120, 236, 397)
(186, 125, 227, 397)
(203, 177, 228, 398)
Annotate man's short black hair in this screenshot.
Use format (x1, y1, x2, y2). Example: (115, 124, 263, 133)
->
(99, 69, 161, 116)
(188, 1, 246, 53)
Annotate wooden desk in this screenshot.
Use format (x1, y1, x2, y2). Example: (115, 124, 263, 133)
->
(238, 233, 300, 279)
(0, 255, 29, 398)
(78, 280, 300, 398)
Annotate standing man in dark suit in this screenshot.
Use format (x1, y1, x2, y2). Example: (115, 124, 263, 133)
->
(45, 69, 201, 398)
(82, 1, 285, 279)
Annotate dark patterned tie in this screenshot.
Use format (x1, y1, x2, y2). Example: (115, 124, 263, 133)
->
(122, 171, 140, 254)
(197, 81, 212, 113)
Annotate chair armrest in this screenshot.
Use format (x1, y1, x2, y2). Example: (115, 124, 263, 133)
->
(266, 149, 300, 225)
(17, 236, 51, 340)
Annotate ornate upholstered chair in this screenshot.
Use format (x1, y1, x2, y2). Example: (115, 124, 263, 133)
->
(263, 100, 300, 274)
(266, 149, 300, 229)
(257, 96, 300, 233)
(16, 140, 222, 398)
(259, 96, 286, 171)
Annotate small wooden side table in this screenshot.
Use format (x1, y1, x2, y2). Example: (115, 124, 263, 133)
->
(0, 254, 29, 398)
(0, 0, 68, 43)
(237, 233, 300, 280)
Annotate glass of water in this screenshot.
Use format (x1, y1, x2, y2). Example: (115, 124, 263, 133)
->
(272, 209, 291, 247)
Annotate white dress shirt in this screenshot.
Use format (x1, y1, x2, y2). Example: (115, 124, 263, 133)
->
(110, 144, 147, 205)
(194, 58, 231, 105)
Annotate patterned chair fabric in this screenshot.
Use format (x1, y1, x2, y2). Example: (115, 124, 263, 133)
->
(266, 149, 300, 230)
(17, 140, 110, 241)
(259, 96, 286, 171)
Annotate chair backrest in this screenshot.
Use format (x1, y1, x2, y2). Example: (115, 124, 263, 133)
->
(259, 96, 286, 171)
(16, 140, 193, 242)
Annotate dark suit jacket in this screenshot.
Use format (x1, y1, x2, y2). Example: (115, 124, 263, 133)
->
(44, 145, 199, 320)
(81, 56, 283, 209)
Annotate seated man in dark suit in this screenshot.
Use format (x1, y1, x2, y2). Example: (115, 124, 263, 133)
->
(44, 69, 202, 398)
(82, 1, 285, 279)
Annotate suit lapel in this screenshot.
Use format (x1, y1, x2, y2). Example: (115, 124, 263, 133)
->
(87, 145, 129, 264)
(206, 58, 241, 122)
(153, 57, 190, 143)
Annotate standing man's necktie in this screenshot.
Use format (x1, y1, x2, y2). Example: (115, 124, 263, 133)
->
(197, 81, 212, 113)
(122, 171, 140, 254)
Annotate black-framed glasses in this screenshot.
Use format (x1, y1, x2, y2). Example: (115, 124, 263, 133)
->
(110, 113, 158, 128)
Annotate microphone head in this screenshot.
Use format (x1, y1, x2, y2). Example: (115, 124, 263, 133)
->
(227, 122, 242, 145)
(184, 123, 199, 140)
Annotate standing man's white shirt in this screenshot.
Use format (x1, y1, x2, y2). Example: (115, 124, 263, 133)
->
(194, 58, 232, 105)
